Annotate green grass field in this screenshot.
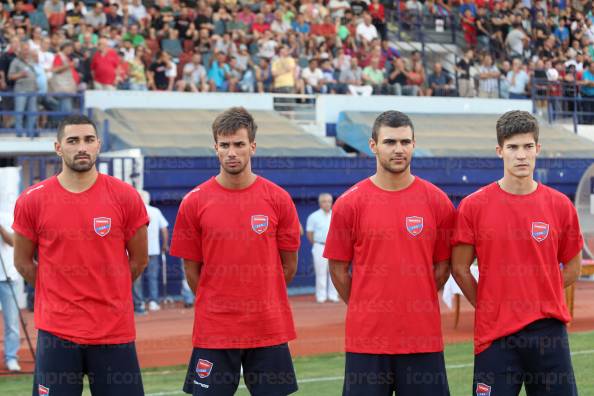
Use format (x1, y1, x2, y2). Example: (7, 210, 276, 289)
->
(2, 331, 593, 395)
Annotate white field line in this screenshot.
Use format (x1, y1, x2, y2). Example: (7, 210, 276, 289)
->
(144, 348, 594, 396)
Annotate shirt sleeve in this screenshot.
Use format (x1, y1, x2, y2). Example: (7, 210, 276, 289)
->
(276, 192, 300, 252)
(305, 212, 315, 233)
(557, 198, 583, 264)
(433, 194, 455, 263)
(451, 198, 475, 246)
(157, 209, 169, 229)
(124, 189, 150, 242)
(12, 194, 38, 243)
(170, 197, 203, 262)
(323, 197, 355, 262)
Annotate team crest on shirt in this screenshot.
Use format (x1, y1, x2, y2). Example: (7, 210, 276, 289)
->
(531, 222, 549, 243)
(196, 359, 213, 378)
(405, 216, 424, 236)
(93, 217, 112, 237)
(476, 383, 491, 396)
(251, 215, 269, 234)
(38, 385, 50, 395)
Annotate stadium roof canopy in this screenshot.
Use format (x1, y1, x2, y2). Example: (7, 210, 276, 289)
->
(93, 109, 347, 157)
(339, 112, 594, 158)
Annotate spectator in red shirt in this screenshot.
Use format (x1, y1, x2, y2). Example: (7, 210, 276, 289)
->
(252, 13, 270, 36)
(368, 0, 386, 40)
(311, 15, 337, 39)
(90, 38, 120, 90)
(51, 41, 80, 113)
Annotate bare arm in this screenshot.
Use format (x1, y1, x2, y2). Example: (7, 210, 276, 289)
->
(160, 227, 169, 253)
(329, 259, 351, 303)
(562, 251, 582, 288)
(127, 225, 148, 280)
(183, 259, 202, 294)
(306, 231, 314, 245)
(451, 244, 477, 307)
(13, 232, 37, 284)
(279, 250, 298, 285)
(434, 259, 450, 291)
(0, 224, 14, 246)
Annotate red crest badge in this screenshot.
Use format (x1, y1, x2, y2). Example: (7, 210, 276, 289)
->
(38, 385, 50, 395)
(531, 222, 549, 243)
(405, 216, 424, 236)
(476, 383, 491, 396)
(94, 217, 112, 237)
(196, 359, 213, 378)
(251, 215, 269, 234)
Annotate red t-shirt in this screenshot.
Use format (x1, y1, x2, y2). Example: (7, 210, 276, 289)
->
(12, 174, 148, 344)
(323, 177, 455, 354)
(53, 53, 80, 84)
(170, 176, 300, 349)
(453, 182, 583, 354)
(90, 49, 120, 85)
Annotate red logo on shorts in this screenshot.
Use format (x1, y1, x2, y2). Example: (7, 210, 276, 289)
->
(196, 359, 213, 378)
(93, 217, 112, 237)
(251, 215, 269, 235)
(38, 385, 50, 395)
(476, 383, 491, 396)
(405, 216, 424, 236)
(531, 222, 549, 243)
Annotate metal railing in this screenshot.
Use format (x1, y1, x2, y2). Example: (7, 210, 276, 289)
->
(0, 91, 85, 137)
(530, 78, 594, 133)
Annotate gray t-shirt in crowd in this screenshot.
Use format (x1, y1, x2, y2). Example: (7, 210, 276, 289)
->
(8, 57, 37, 92)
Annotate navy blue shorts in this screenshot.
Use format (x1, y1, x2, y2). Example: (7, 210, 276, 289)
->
(473, 318, 577, 396)
(182, 343, 298, 395)
(33, 329, 143, 396)
(343, 351, 450, 396)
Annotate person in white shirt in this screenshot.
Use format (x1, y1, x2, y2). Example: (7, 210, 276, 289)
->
(0, 211, 21, 372)
(302, 58, 326, 94)
(177, 53, 208, 92)
(128, 0, 147, 24)
(133, 191, 169, 313)
(356, 13, 378, 48)
(306, 193, 339, 303)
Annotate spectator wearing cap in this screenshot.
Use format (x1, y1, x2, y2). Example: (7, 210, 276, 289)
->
(85, 2, 106, 30)
(271, 45, 296, 93)
(177, 53, 208, 92)
(90, 38, 120, 90)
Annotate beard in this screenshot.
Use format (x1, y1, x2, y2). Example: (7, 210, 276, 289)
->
(378, 156, 410, 174)
(64, 155, 96, 172)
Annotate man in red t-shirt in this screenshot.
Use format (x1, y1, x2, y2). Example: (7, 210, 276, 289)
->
(13, 114, 149, 396)
(324, 111, 454, 396)
(452, 110, 582, 396)
(90, 37, 120, 90)
(170, 107, 300, 395)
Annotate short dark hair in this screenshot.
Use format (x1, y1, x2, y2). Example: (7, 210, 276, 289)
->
(57, 114, 98, 141)
(496, 110, 539, 146)
(371, 111, 415, 142)
(212, 107, 257, 143)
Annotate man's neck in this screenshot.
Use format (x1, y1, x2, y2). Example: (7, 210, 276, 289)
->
(370, 168, 414, 191)
(57, 167, 99, 193)
(215, 169, 257, 190)
(498, 174, 537, 195)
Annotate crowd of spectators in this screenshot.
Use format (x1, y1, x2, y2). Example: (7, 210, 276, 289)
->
(1, 0, 594, 132)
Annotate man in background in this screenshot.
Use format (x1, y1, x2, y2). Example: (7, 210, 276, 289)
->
(306, 193, 339, 303)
